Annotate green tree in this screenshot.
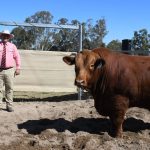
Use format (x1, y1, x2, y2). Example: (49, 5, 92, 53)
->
(25, 11, 53, 50)
(107, 40, 122, 51)
(11, 27, 34, 49)
(81, 18, 108, 50)
(132, 29, 150, 51)
(90, 18, 108, 49)
(52, 18, 70, 51)
(12, 11, 53, 50)
(70, 19, 80, 51)
(52, 18, 79, 52)
(82, 19, 92, 49)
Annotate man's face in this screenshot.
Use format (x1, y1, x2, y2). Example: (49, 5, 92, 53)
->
(1, 34, 10, 42)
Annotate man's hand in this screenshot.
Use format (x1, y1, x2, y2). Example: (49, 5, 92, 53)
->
(14, 69, 20, 77)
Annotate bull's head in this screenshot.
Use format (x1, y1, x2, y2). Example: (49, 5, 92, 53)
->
(63, 50, 105, 91)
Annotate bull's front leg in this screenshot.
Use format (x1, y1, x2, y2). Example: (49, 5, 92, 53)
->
(109, 95, 129, 138)
(109, 112, 125, 137)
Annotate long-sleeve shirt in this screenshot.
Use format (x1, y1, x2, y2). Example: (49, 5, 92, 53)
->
(0, 41, 21, 69)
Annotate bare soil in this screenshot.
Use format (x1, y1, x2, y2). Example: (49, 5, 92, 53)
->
(0, 91, 149, 150)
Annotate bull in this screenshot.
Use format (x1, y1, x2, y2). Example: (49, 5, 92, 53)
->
(63, 47, 150, 137)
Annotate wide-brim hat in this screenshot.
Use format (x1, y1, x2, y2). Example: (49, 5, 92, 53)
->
(0, 30, 14, 38)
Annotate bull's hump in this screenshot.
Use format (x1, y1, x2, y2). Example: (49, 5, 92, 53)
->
(80, 49, 91, 55)
(93, 47, 110, 56)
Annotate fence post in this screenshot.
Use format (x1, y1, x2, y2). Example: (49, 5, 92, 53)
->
(78, 24, 82, 100)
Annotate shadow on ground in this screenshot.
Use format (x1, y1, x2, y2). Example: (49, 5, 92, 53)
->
(18, 117, 150, 135)
(14, 92, 92, 102)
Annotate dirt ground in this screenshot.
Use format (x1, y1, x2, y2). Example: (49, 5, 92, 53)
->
(0, 91, 149, 150)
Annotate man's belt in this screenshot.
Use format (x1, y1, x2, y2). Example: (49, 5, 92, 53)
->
(0, 67, 13, 70)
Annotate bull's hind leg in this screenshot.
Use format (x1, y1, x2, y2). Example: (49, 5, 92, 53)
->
(109, 95, 129, 138)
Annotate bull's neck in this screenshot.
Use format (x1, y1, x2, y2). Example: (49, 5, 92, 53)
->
(91, 67, 108, 97)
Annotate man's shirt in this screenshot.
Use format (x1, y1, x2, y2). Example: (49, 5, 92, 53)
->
(0, 41, 21, 69)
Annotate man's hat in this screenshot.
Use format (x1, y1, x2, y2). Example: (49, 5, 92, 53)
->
(0, 30, 14, 38)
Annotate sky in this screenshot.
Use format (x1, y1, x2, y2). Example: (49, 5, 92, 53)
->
(0, 0, 150, 44)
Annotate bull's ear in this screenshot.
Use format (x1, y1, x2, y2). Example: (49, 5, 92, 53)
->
(95, 58, 105, 69)
(63, 54, 76, 65)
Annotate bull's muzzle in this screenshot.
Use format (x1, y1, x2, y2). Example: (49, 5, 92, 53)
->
(75, 79, 85, 87)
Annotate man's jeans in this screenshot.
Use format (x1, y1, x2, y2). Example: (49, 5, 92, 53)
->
(0, 68, 14, 107)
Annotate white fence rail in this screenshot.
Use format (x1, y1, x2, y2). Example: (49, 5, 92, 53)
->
(14, 50, 76, 93)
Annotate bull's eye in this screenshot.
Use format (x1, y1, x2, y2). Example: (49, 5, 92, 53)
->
(90, 64, 94, 69)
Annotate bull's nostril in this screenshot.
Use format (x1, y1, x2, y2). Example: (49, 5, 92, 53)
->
(80, 80, 84, 84)
(76, 79, 84, 85)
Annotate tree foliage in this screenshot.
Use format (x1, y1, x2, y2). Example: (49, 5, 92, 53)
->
(11, 11, 108, 51)
(82, 19, 107, 49)
(132, 29, 150, 51)
(12, 11, 53, 50)
(51, 18, 79, 52)
(107, 40, 122, 51)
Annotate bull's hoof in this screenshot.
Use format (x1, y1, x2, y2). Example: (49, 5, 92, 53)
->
(110, 130, 123, 138)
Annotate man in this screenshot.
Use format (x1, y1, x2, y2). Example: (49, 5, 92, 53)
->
(0, 30, 21, 112)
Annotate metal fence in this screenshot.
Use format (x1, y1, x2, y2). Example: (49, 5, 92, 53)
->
(114, 49, 150, 56)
